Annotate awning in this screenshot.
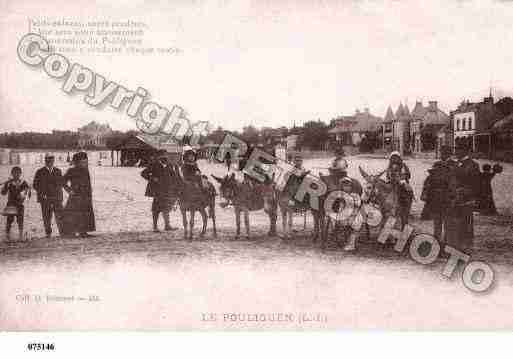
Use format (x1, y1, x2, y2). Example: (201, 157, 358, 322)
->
(114, 134, 181, 153)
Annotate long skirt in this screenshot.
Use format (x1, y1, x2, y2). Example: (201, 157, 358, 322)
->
(479, 194, 497, 215)
(445, 206, 473, 253)
(61, 194, 96, 234)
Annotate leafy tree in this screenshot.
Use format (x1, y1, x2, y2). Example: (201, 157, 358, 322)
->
(241, 125, 259, 145)
(298, 120, 329, 151)
(495, 97, 513, 118)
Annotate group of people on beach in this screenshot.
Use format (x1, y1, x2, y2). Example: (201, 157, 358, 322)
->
(1, 152, 95, 241)
(1, 143, 502, 248)
(420, 145, 502, 251)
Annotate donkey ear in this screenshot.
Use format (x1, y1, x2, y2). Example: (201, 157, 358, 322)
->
(359, 166, 371, 182)
(211, 175, 223, 183)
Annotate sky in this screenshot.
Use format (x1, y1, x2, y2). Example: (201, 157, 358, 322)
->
(2, 0, 513, 133)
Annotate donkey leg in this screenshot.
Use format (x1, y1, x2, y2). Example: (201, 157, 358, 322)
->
(312, 212, 319, 242)
(268, 201, 277, 237)
(189, 210, 195, 240)
(181, 208, 188, 239)
(243, 209, 250, 239)
(281, 207, 288, 238)
(288, 209, 294, 238)
(344, 231, 358, 251)
(199, 208, 207, 238)
(268, 210, 277, 237)
(211, 205, 217, 238)
(235, 208, 241, 239)
(322, 217, 331, 249)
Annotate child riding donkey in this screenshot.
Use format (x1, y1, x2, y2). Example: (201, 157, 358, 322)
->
(385, 151, 414, 228)
(179, 146, 217, 239)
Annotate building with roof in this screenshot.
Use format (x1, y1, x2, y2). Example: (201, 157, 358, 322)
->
(386, 103, 411, 155)
(484, 113, 513, 161)
(382, 106, 395, 149)
(410, 100, 449, 152)
(285, 134, 299, 150)
(78, 121, 112, 148)
(112, 133, 182, 167)
(451, 93, 501, 153)
(328, 108, 382, 150)
(260, 127, 287, 146)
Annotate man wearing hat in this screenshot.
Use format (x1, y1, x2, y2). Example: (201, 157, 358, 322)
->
(61, 151, 96, 237)
(33, 153, 64, 238)
(291, 154, 308, 177)
(328, 155, 349, 182)
(141, 150, 181, 232)
(420, 146, 452, 242)
(452, 145, 480, 247)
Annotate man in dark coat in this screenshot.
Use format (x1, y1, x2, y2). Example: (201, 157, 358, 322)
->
(33, 154, 64, 238)
(141, 151, 181, 232)
(456, 146, 481, 241)
(478, 163, 502, 215)
(445, 146, 480, 251)
(61, 151, 96, 237)
(420, 146, 451, 241)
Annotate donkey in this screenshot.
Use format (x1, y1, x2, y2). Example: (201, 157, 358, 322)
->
(358, 166, 412, 231)
(262, 171, 326, 241)
(319, 173, 369, 251)
(177, 178, 217, 240)
(212, 173, 277, 239)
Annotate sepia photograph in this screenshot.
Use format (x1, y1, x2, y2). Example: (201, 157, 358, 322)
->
(2, 1, 513, 353)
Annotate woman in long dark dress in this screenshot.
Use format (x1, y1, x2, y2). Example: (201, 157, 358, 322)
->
(478, 163, 502, 215)
(61, 152, 96, 237)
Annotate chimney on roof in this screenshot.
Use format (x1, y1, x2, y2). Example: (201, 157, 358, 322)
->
(364, 107, 369, 113)
(428, 101, 438, 111)
(483, 95, 494, 105)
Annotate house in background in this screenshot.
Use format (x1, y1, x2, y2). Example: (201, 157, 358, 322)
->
(410, 101, 449, 153)
(436, 121, 454, 157)
(112, 133, 181, 167)
(285, 134, 299, 150)
(391, 103, 411, 155)
(260, 127, 287, 146)
(382, 106, 395, 150)
(78, 121, 112, 148)
(451, 93, 501, 153)
(328, 108, 382, 151)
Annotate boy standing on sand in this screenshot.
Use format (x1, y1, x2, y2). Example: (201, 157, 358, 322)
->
(2, 166, 30, 241)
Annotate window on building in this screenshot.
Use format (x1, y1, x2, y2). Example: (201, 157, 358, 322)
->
(456, 119, 460, 131)
(462, 119, 466, 131)
(468, 118, 473, 130)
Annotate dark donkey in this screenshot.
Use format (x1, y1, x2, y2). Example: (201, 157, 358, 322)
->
(261, 171, 326, 242)
(358, 166, 412, 231)
(274, 171, 364, 248)
(177, 175, 217, 240)
(212, 173, 277, 239)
